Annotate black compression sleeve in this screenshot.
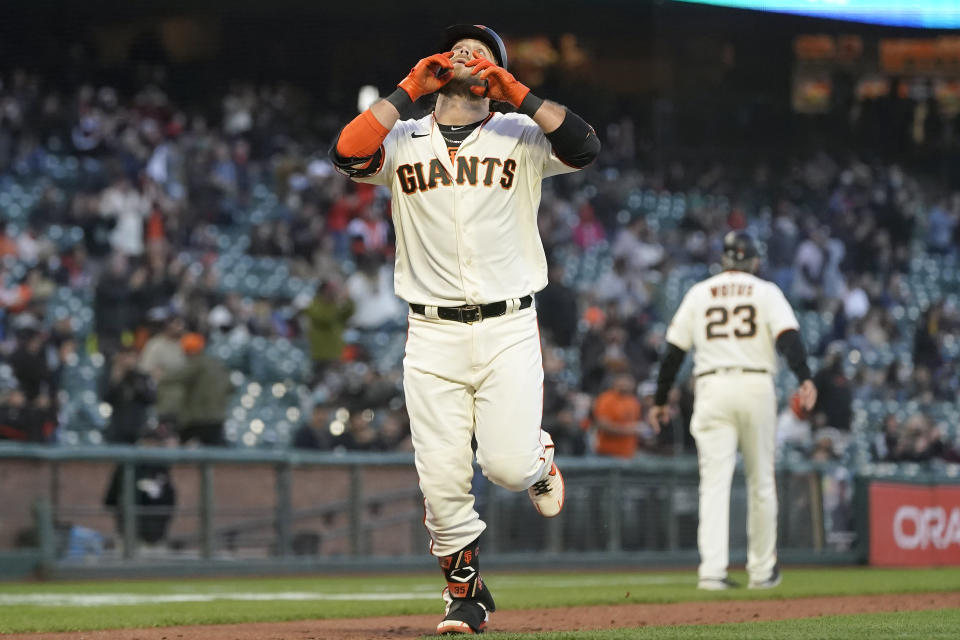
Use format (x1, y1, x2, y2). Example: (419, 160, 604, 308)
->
(544, 108, 601, 168)
(776, 329, 812, 381)
(654, 343, 688, 406)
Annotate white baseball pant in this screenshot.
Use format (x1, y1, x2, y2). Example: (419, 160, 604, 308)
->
(690, 372, 778, 584)
(403, 305, 554, 557)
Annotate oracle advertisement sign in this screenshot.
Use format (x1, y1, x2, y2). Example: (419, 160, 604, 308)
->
(870, 482, 960, 566)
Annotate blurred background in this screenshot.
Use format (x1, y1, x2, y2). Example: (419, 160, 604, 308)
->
(1, 0, 959, 574)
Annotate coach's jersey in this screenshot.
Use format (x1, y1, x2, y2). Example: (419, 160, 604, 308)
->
(351, 112, 580, 306)
(665, 271, 799, 376)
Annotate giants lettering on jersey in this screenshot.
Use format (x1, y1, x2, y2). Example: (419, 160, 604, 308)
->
(396, 156, 517, 194)
(710, 284, 754, 298)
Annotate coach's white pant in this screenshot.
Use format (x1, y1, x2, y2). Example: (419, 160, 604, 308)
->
(404, 306, 554, 557)
(691, 372, 778, 584)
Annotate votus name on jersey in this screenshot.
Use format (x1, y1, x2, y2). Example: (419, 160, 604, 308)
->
(710, 283, 754, 298)
(396, 157, 517, 194)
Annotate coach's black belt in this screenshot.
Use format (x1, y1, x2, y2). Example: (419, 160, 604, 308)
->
(696, 367, 770, 378)
(409, 295, 532, 324)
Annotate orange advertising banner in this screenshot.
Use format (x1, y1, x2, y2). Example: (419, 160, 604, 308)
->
(869, 482, 960, 567)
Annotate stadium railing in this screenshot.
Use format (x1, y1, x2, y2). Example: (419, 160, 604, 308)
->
(7, 444, 952, 579)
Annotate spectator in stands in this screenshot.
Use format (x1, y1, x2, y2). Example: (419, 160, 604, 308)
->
(542, 346, 587, 456)
(377, 411, 413, 452)
(588, 373, 649, 458)
(792, 225, 843, 310)
(571, 201, 606, 251)
(890, 414, 946, 463)
(776, 391, 813, 456)
(578, 305, 609, 394)
(0, 224, 17, 259)
(767, 203, 799, 292)
(810, 431, 841, 462)
(537, 262, 579, 348)
(293, 404, 334, 450)
(102, 345, 156, 444)
(139, 308, 186, 431)
(100, 173, 149, 257)
(302, 280, 354, 378)
(164, 333, 233, 446)
(333, 412, 380, 452)
(135, 250, 179, 324)
(94, 253, 140, 357)
(914, 301, 944, 371)
(925, 197, 958, 255)
(56, 244, 95, 290)
(811, 346, 852, 431)
(872, 414, 901, 462)
(9, 315, 57, 402)
(346, 199, 391, 258)
(14, 223, 45, 267)
(344, 251, 404, 332)
(611, 216, 664, 273)
(593, 255, 650, 319)
(103, 426, 178, 551)
(0, 388, 52, 442)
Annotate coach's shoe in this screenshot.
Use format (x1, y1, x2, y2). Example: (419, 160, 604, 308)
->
(748, 565, 782, 589)
(437, 587, 492, 634)
(527, 462, 564, 517)
(697, 577, 740, 590)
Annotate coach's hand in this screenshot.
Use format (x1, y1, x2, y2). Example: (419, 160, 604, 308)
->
(647, 405, 667, 434)
(398, 53, 455, 101)
(465, 53, 530, 107)
(797, 379, 817, 412)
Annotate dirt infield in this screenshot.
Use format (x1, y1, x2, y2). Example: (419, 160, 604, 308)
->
(8, 592, 960, 639)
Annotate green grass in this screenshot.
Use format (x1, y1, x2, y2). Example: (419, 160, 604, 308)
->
(0, 567, 958, 633)
(476, 609, 960, 640)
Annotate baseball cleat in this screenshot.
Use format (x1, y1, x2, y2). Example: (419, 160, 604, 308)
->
(527, 462, 564, 517)
(748, 565, 781, 589)
(697, 577, 740, 590)
(437, 587, 490, 634)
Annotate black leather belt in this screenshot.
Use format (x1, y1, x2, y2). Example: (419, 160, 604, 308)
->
(696, 367, 770, 379)
(409, 295, 532, 324)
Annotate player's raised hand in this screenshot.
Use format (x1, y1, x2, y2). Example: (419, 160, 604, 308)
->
(398, 52, 455, 101)
(797, 379, 817, 411)
(465, 52, 530, 107)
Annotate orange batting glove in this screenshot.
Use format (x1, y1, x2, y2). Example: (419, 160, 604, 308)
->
(397, 52, 455, 101)
(465, 53, 530, 107)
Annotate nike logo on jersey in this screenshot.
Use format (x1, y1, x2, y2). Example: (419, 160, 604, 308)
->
(396, 156, 517, 193)
(411, 132, 429, 138)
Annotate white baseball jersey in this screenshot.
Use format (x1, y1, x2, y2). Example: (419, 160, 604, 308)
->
(665, 270, 799, 376)
(352, 112, 578, 306)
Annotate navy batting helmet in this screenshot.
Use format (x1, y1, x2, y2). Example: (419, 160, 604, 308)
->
(441, 24, 508, 69)
(722, 231, 759, 271)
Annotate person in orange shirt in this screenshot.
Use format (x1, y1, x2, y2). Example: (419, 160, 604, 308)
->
(590, 373, 650, 458)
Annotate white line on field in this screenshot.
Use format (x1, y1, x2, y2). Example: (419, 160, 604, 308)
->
(495, 575, 693, 588)
(0, 592, 438, 607)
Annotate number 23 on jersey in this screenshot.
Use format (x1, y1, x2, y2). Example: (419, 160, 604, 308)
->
(705, 304, 757, 339)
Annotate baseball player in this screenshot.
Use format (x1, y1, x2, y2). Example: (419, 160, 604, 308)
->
(649, 231, 817, 590)
(329, 24, 600, 634)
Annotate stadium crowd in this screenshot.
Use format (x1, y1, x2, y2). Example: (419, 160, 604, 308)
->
(1, 68, 959, 467)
